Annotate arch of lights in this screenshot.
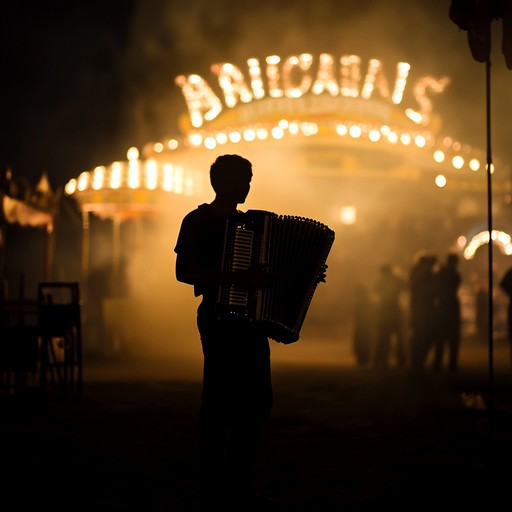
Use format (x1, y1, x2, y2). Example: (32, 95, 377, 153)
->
(64, 52, 508, 220)
(462, 230, 512, 260)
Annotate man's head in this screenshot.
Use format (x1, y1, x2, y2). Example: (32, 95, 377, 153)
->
(210, 154, 253, 203)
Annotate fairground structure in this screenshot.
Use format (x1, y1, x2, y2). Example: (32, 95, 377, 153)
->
(64, 53, 512, 354)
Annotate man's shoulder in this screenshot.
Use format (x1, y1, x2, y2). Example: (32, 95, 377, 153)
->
(175, 204, 214, 253)
(181, 203, 212, 222)
(185, 203, 210, 215)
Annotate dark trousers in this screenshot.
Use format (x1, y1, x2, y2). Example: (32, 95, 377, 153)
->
(197, 303, 272, 496)
(374, 313, 406, 367)
(432, 322, 461, 372)
(433, 306, 461, 372)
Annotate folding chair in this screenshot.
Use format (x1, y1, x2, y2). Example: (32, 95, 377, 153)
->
(38, 282, 83, 398)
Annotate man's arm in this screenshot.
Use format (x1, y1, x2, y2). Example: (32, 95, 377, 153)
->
(175, 250, 225, 286)
(176, 250, 273, 289)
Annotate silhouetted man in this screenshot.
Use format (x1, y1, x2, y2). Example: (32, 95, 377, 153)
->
(174, 154, 275, 510)
(373, 264, 406, 368)
(409, 252, 439, 372)
(433, 253, 462, 372)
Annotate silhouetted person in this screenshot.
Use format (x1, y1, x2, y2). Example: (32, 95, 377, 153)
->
(85, 262, 111, 348)
(475, 276, 490, 343)
(499, 266, 512, 365)
(373, 264, 406, 369)
(409, 253, 439, 372)
(352, 283, 374, 366)
(432, 253, 461, 372)
(174, 155, 277, 510)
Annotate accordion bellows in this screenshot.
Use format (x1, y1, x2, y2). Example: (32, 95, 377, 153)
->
(216, 209, 335, 344)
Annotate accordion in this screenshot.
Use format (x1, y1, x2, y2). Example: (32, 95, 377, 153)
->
(216, 209, 335, 344)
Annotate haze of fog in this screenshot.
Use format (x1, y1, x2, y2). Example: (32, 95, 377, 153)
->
(3, 0, 512, 376)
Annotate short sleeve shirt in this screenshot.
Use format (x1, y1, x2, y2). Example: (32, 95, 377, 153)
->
(174, 203, 229, 300)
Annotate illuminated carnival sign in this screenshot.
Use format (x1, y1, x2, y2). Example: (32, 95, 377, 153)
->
(65, 52, 502, 214)
(175, 53, 451, 129)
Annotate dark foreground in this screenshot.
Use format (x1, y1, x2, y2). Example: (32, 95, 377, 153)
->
(2, 339, 512, 512)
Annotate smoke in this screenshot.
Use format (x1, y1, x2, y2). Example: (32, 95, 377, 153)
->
(99, 148, 338, 368)
(90, 1, 512, 371)
(5, 0, 512, 375)
(120, 0, 512, 156)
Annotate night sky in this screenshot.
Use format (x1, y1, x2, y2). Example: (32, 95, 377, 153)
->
(1, 2, 135, 188)
(2, 0, 512, 191)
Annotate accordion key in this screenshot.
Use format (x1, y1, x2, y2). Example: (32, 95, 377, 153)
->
(216, 209, 335, 344)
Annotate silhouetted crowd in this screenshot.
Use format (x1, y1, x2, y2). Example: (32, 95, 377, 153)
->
(352, 251, 473, 374)
(352, 250, 512, 372)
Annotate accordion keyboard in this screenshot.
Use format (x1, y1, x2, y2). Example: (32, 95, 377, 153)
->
(226, 226, 254, 306)
(232, 228, 254, 271)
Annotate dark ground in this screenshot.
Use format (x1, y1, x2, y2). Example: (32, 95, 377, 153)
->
(1, 337, 512, 511)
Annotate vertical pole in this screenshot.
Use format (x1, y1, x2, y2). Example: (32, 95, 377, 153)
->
(81, 211, 90, 301)
(485, 55, 494, 415)
(111, 216, 122, 352)
(112, 216, 121, 293)
(44, 221, 55, 281)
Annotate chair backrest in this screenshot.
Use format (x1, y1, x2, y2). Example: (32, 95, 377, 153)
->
(38, 282, 81, 334)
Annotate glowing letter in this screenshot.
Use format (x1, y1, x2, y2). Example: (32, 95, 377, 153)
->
(340, 54, 361, 98)
(281, 53, 313, 98)
(247, 58, 265, 99)
(312, 53, 339, 96)
(210, 62, 253, 108)
(391, 62, 411, 104)
(405, 75, 451, 125)
(266, 55, 283, 98)
(175, 74, 223, 128)
(361, 59, 390, 100)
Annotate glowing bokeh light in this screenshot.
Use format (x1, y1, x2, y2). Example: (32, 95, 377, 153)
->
(452, 156, 464, 169)
(340, 206, 356, 225)
(435, 174, 447, 187)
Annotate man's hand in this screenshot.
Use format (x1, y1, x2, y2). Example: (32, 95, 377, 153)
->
(233, 266, 275, 289)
